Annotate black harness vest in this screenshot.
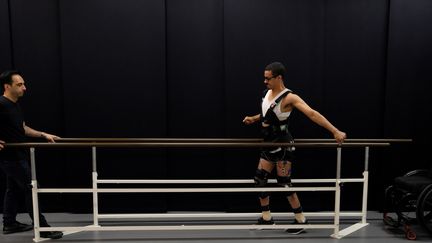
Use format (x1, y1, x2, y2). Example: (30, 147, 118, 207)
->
(260, 89, 293, 142)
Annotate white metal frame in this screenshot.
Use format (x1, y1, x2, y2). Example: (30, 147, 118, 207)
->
(28, 143, 374, 242)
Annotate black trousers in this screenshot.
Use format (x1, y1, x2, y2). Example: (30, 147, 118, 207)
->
(0, 159, 48, 226)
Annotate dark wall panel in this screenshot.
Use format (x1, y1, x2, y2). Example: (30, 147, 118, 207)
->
(0, 0, 12, 70)
(59, 0, 167, 212)
(9, 0, 63, 134)
(224, 0, 326, 139)
(324, 0, 389, 210)
(383, 0, 432, 191)
(324, 0, 388, 138)
(60, 0, 166, 138)
(166, 0, 224, 137)
(165, 0, 226, 211)
(0, 0, 11, 213)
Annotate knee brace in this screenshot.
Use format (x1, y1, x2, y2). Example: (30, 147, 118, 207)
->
(277, 176, 294, 196)
(276, 175, 292, 186)
(254, 169, 270, 199)
(254, 169, 269, 187)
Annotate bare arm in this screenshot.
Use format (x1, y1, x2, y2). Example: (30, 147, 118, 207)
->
(23, 122, 60, 143)
(0, 140, 4, 150)
(287, 94, 346, 143)
(243, 114, 261, 125)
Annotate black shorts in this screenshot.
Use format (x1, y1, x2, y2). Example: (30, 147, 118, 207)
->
(260, 146, 294, 163)
(260, 126, 294, 163)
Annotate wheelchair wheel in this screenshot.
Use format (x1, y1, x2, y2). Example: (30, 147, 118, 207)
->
(383, 185, 417, 227)
(416, 184, 432, 234)
(383, 213, 400, 227)
(383, 186, 399, 227)
(384, 186, 396, 211)
(395, 192, 418, 225)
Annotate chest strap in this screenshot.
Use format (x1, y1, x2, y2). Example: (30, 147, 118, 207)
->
(261, 90, 291, 123)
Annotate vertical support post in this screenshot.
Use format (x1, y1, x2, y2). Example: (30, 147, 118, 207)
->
(361, 146, 370, 224)
(92, 146, 99, 226)
(332, 146, 342, 237)
(30, 147, 41, 242)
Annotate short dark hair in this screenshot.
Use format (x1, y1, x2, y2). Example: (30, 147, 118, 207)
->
(0, 70, 21, 91)
(265, 62, 286, 79)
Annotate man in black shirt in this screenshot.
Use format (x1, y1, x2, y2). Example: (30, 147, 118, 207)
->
(0, 70, 63, 239)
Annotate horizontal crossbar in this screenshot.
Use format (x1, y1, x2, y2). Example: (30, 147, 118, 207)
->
(98, 212, 364, 219)
(96, 178, 364, 184)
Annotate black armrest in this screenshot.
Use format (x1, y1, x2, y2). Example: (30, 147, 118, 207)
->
(404, 169, 430, 177)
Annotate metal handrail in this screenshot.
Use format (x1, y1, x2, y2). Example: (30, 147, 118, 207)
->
(56, 138, 412, 143)
(5, 142, 391, 148)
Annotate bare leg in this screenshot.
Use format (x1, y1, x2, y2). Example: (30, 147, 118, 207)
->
(277, 161, 306, 223)
(257, 158, 274, 221)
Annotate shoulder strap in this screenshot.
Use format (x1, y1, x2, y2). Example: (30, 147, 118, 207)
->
(261, 89, 269, 99)
(270, 90, 291, 109)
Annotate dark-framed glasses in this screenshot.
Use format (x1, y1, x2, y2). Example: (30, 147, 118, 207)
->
(264, 76, 276, 81)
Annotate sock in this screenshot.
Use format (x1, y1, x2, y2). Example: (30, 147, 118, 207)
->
(262, 210, 272, 221)
(292, 206, 306, 223)
(295, 213, 306, 223)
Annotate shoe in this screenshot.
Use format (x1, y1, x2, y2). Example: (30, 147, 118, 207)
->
(285, 219, 308, 234)
(257, 217, 275, 225)
(40, 231, 63, 239)
(3, 221, 33, 234)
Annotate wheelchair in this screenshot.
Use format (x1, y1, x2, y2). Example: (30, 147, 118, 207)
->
(383, 169, 432, 240)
